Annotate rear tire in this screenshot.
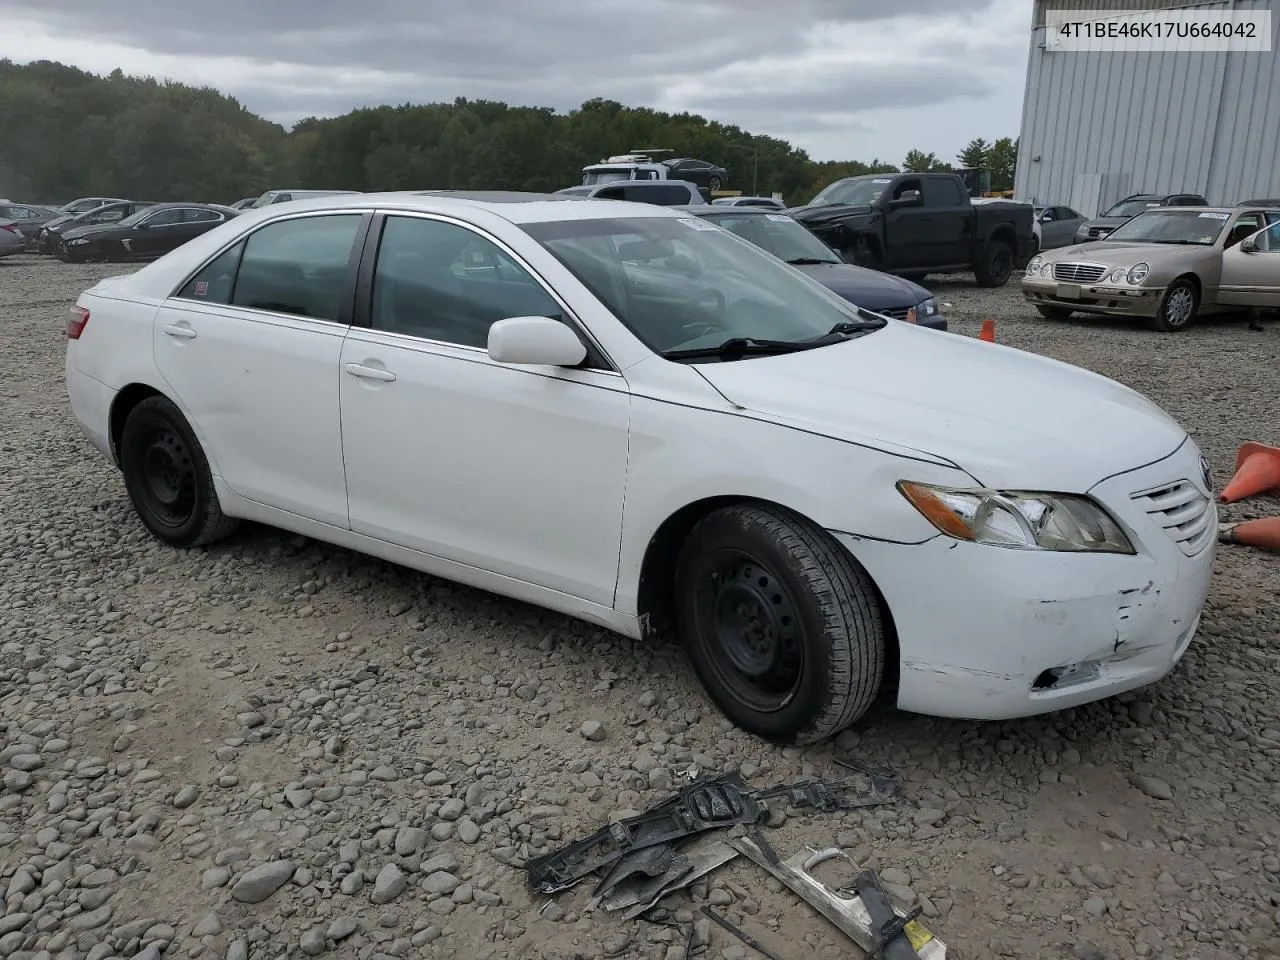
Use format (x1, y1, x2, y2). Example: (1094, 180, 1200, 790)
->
(119, 396, 240, 548)
(1147, 279, 1199, 332)
(708, 176, 722, 191)
(974, 240, 1014, 287)
(674, 504, 886, 744)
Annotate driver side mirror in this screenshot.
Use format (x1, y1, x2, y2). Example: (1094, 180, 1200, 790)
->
(487, 316, 587, 367)
(889, 189, 922, 209)
(1239, 236, 1258, 253)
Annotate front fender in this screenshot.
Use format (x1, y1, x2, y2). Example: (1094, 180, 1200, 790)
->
(613, 395, 973, 617)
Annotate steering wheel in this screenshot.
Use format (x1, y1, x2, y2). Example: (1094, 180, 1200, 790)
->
(678, 287, 727, 337)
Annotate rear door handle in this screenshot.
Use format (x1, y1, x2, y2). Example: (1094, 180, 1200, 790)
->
(344, 362, 396, 382)
(162, 324, 197, 339)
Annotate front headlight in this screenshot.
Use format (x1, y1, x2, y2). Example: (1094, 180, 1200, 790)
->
(917, 297, 938, 317)
(1026, 256, 1043, 274)
(1109, 267, 1127, 283)
(68, 238, 89, 245)
(898, 481, 1135, 554)
(1127, 262, 1149, 284)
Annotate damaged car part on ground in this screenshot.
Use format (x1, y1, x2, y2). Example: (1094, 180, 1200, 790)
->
(525, 764, 902, 896)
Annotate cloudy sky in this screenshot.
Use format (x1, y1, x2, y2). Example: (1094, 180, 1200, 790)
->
(1, 0, 1032, 165)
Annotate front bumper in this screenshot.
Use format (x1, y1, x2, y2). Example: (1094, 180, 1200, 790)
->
(1021, 276, 1163, 317)
(837, 440, 1216, 721)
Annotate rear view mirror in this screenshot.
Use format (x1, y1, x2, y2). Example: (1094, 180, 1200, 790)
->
(617, 238, 674, 261)
(889, 190, 922, 209)
(1239, 236, 1258, 253)
(487, 316, 587, 367)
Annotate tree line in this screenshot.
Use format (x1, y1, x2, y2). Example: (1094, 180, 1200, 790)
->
(0, 60, 1018, 207)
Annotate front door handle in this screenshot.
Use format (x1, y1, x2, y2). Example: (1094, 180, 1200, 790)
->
(163, 324, 197, 339)
(344, 362, 396, 382)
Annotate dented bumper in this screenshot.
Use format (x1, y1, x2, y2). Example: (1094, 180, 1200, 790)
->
(834, 439, 1216, 721)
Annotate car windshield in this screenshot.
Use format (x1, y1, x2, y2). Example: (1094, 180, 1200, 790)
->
(521, 215, 879, 358)
(1103, 198, 1163, 218)
(811, 176, 893, 206)
(696, 212, 841, 265)
(1103, 209, 1229, 245)
(582, 169, 635, 186)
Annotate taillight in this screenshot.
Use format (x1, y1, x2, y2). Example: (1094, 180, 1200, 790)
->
(67, 305, 89, 340)
(1, 224, 19, 234)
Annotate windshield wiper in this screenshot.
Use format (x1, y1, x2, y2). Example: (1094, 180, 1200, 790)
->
(662, 337, 819, 361)
(824, 317, 887, 335)
(784, 257, 837, 265)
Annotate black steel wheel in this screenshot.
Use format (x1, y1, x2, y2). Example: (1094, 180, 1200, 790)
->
(119, 395, 239, 547)
(975, 240, 1014, 287)
(675, 504, 886, 744)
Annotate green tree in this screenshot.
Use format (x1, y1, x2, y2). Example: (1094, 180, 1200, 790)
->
(986, 137, 1018, 192)
(956, 137, 991, 169)
(902, 150, 949, 173)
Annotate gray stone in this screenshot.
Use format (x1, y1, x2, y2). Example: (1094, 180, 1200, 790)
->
(420, 853, 459, 875)
(371, 863, 407, 904)
(230, 860, 296, 904)
(9, 755, 42, 772)
(202, 866, 231, 889)
(300, 925, 327, 956)
(173, 785, 200, 809)
(327, 918, 359, 941)
(1129, 774, 1173, 801)
(438, 798, 465, 821)
(193, 912, 223, 937)
(457, 819, 481, 845)
(580, 720, 607, 742)
(394, 826, 428, 856)
(1084, 897, 1108, 918)
(227, 941, 249, 960)
(422, 871, 459, 896)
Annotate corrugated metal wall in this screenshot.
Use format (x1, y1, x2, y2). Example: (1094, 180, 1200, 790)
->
(1015, 0, 1280, 214)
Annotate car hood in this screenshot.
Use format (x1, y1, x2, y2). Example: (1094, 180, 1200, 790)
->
(791, 262, 927, 309)
(694, 322, 1186, 491)
(1079, 216, 1130, 232)
(61, 224, 127, 241)
(786, 202, 874, 224)
(1047, 240, 1216, 266)
(45, 216, 75, 230)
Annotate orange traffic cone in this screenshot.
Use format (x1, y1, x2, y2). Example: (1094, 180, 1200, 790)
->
(1218, 516, 1280, 551)
(978, 319, 995, 342)
(1219, 441, 1280, 503)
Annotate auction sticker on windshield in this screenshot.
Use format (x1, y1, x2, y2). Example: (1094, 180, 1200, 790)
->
(679, 218, 719, 231)
(1198, 212, 1230, 219)
(765, 214, 791, 222)
(873, 179, 892, 184)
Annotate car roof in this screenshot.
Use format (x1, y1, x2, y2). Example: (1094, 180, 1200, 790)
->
(224, 189, 696, 225)
(1132, 205, 1246, 215)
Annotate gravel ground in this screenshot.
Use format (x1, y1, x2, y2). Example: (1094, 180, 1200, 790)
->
(1, 252, 1278, 960)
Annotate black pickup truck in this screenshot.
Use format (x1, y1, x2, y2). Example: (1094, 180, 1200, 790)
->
(787, 172, 1035, 287)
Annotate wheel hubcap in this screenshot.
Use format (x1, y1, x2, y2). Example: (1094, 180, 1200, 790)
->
(1166, 288, 1193, 326)
(700, 555, 803, 711)
(140, 428, 197, 526)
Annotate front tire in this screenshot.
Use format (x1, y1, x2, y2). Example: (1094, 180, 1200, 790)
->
(1148, 279, 1199, 332)
(674, 504, 886, 744)
(119, 396, 240, 548)
(1036, 305, 1073, 321)
(708, 176, 722, 191)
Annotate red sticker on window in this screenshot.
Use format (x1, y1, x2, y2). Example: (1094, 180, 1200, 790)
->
(194, 281, 208, 296)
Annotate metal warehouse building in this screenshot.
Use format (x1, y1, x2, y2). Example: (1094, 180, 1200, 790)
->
(1015, 0, 1280, 215)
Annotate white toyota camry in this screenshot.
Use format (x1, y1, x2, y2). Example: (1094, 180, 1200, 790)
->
(64, 191, 1217, 744)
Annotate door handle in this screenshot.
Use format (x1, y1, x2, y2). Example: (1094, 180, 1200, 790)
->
(344, 362, 396, 382)
(162, 324, 197, 339)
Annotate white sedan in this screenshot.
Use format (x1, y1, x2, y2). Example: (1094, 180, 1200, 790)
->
(64, 191, 1216, 744)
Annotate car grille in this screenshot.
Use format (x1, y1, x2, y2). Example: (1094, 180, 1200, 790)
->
(1053, 262, 1107, 283)
(1087, 228, 1111, 239)
(876, 306, 911, 321)
(1130, 479, 1215, 557)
